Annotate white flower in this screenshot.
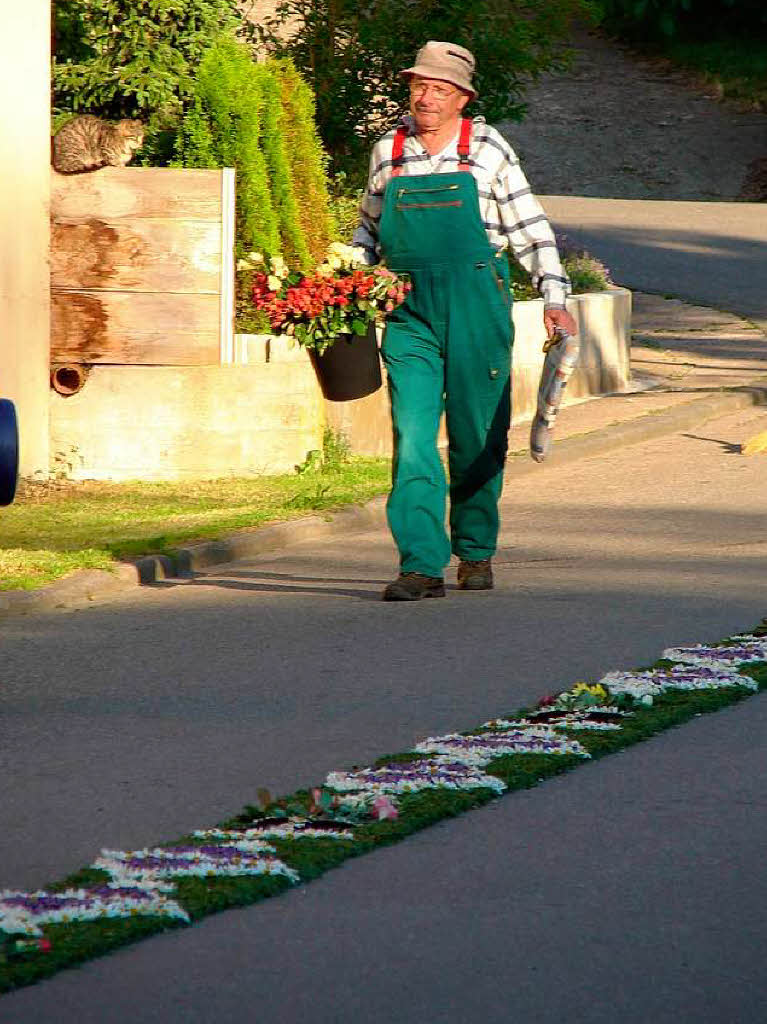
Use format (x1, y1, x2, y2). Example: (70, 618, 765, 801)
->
(661, 640, 767, 670)
(326, 757, 507, 796)
(416, 730, 590, 762)
(324, 242, 366, 269)
(194, 823, 354, 841)
(266, 275, 282, 292)
(269, 256, 288, 277)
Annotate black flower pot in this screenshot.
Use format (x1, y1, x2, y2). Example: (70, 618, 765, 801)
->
(309, 324, 382, 402)
(0, 398, 19, 506)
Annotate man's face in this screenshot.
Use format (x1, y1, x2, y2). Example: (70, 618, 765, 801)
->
(409, 75, 469, 132)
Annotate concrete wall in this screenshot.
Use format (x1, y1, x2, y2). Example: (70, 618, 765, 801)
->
(1, 5, 51, 476)
(49, 359, 324, 480)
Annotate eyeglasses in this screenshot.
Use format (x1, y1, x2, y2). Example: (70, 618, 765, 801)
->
(409, 81, 458, 101)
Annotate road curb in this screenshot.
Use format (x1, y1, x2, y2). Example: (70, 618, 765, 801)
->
(2, 380, 765, 619)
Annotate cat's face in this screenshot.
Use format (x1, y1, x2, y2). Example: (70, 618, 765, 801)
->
(117, 119, 145, 152)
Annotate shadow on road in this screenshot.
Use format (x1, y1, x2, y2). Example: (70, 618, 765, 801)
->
(154, 574, 387, 601)
(681, 433, 743, 453)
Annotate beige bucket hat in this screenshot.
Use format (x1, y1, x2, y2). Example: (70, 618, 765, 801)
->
(401, 41, 478, 101)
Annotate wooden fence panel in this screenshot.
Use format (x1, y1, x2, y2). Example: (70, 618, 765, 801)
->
(51, 292, 220, 365)
(50, 167, 234, 366)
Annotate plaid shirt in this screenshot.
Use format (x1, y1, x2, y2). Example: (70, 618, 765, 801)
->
(353, 115, 570, 309)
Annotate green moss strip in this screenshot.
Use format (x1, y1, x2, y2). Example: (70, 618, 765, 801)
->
(1, 639, 765, 995)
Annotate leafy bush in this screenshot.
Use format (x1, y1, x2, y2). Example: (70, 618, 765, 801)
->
(170, 39, 336, 330)
(272, 60, 335, 266)
(250, 0, 598, 173)
(174, 38, 280, 258)
(508, 236, 611, 300)
(175, 41, 333, 269)
(53, 0, 242, 162)
(327, 174, 365, 244)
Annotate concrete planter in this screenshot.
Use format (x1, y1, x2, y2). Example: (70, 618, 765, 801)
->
(49, 289, 629, 480)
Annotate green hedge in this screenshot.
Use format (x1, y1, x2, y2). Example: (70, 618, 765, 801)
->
(174, 38, 333, 268)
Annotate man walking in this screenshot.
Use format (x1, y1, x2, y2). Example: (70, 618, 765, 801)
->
(353, 41, 576, 601)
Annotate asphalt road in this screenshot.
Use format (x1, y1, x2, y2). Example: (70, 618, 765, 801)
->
(3, 404, 767, 1022)
(541, 197, 767, 334)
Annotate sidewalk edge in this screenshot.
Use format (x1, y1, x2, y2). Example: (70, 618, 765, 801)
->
(2, 381, 765, 618)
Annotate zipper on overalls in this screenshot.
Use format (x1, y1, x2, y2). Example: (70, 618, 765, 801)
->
(396, 184, 460, 198)
(395, 183, 462, 210)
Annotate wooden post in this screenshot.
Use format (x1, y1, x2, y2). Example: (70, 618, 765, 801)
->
(220, 167, 236, 364)
(1, 3, 51, 477)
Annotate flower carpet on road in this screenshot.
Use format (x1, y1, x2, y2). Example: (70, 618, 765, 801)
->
(1, 624, 766, 992)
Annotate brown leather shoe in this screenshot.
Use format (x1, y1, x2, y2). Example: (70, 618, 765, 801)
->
(457, 558, 493, 591)
(382, 572, 446, 601)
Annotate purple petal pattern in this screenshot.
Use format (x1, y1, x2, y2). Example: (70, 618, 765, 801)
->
(661, 640, 767, 671)
(414, 730, 590, 762)
(601, 664, 758, 700)
(93, 844, 300, 888)
(326, 758, 507, 796)
(0, 887, 187, 938)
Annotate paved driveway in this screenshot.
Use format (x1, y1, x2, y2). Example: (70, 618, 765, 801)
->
(541, 197, 767, 333)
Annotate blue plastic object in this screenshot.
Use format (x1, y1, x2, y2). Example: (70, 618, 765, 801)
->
(0, 398, 19, 505)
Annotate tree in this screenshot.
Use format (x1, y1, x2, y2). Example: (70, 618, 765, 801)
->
(52, 0, 241, 156)
(250, 0, 597, 174)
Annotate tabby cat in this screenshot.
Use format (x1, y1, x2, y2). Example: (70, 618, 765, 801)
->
(52, 116, 145, 174)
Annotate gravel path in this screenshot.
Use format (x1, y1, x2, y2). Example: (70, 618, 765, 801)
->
(499, 27, 767, 201)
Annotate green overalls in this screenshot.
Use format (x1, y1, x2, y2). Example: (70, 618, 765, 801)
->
(379, 118, 514, 578)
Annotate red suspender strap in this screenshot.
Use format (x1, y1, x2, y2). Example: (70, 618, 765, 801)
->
(391, 126, 408, 178)
(457, 117, 472, 171)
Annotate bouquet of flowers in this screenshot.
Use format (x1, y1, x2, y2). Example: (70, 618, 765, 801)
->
(241, 244, 411, 355)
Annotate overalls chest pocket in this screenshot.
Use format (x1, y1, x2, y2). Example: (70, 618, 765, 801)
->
(395, 183, 463, 211)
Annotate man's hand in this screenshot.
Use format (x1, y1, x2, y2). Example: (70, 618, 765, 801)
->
(544, 307, 578, 339)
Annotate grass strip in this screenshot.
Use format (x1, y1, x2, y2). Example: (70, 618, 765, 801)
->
(0, 457, 391, 591)
(1, 640, 765, 995)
